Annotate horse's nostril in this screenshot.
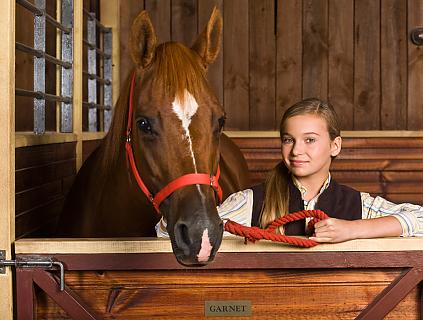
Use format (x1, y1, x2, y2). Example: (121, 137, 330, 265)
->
(174, 222, 191, 256)
(179, 223, 191, 246)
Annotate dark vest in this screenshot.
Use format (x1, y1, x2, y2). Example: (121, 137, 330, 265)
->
(251, 179, 362, 235)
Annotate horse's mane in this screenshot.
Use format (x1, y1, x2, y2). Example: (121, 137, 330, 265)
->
(101, 42, 207, 173)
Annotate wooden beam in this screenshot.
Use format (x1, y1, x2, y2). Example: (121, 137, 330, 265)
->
(73, 0, 83, 170)
(0, 0, 15, 319)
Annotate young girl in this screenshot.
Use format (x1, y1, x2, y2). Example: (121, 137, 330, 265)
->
(157, 98, 423, 241)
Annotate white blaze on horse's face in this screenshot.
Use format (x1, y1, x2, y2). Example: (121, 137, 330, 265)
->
(171, 89, 200, 172)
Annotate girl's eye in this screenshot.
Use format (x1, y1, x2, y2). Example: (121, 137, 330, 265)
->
(305, 137, 316, 143)
(137, 117, 153, 134)
(282, 137, 294, 144)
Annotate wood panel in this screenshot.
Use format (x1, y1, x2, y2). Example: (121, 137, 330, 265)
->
(172, 0, 197, 45)
(34, 269, 420, 319)
(381, 0, 407, 129)
(198, 0, 223, 105)
(249, 0, 276, 130)
(328, 0, 354, 130)
(276, 0, 302, 124)
(145, 0, 171, 43)
(407, 0, 423, 129)
(223, 0, 249, 130)
(116, 0, 423, 131)
(303, 0, 328, 100)
(353, 0, 380, 129)
(15, 143, 76, 238)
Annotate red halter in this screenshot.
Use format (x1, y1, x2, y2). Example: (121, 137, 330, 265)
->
(125, 72, 223, 214)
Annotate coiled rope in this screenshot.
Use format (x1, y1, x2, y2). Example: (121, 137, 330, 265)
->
(224, 209, 329, 248)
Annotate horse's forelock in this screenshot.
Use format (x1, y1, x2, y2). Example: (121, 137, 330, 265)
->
(153, 42, 207, 108)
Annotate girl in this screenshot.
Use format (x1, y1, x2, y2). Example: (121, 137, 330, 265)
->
(157, 98, 423, 241)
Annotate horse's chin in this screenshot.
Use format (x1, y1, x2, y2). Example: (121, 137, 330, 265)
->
(174, 251, 216, 267)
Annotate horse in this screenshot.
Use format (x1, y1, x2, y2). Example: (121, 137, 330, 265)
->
(55, 8, 251, 266)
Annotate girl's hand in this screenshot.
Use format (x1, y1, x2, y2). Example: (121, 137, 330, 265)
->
(309, 218, 356, 243)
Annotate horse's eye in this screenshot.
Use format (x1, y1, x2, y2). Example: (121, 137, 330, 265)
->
(218, 116, 226, 132)
(137, 117, 153, 134)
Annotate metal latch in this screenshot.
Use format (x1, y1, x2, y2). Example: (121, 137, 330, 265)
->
(0, 250, 65, 291)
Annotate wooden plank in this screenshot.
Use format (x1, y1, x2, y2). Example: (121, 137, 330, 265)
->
(354, 0, 380, 129)
(172, 0, 197, 45)
(0, 0, 14, 318)
(145, 0, 171, 43)
(381, 0, 407, 130)
(302, 0, 328, 100)
(119, 0, 145, 85)
(15, 142, 75, 169)
(14, 238, 423, 254)
(407, 0, 423, 130)
(15, 198, 64, 239)
(82, 139, 101, 162)
(223, 0, 249, 130)
(328, 0, 354, 129)
(276, 0, 302, 123)
(33, 269, 419, 319)
(15, 159, 76, 192)
(249, 0, 276, 130)
(198, 0, 223, 105)
(15, 180, 62, 214)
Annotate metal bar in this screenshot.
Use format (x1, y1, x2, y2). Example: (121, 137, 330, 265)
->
(357, 267, 423, 319)
(16, 42, 72, 69)
(33, 0, 46, 134)
(45, 12, 71, 33)
(87, 12, 97, 131)
(16, 0, 71, 33)
(103, 30, 113, 131)
(83, 70, 111, 85)
(15, 269, 34, 320)
(15, 88, 72, 103)
(82, 40, 112, 58)
(82, 101, 112, 110)
(16, 0, 43, 15)
(32, 269, 99, 320)
(60, 0, 73, 133)
(83, 8, 111, 32)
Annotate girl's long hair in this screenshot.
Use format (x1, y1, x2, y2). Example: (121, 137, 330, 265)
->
(260, 98, 341, 233)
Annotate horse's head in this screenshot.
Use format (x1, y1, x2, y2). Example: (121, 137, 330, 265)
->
(127, 9, 224, 266)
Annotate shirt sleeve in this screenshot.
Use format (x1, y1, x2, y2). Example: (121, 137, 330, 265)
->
(155, 189, 254, 238)
(361, 192, 423, 237)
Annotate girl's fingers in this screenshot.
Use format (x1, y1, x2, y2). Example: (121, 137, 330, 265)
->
(309, 236, 332, 243)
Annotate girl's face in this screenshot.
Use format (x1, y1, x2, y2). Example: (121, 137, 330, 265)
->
(281, 114, 341, 183)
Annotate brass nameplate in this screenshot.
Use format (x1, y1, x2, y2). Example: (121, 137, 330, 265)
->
(205, 300, 252, 317)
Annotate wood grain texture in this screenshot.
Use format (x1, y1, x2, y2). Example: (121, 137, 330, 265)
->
(223, 0, 249, 130)
(145, 0, 171, 43)
(276, 0, 302, 125)
(407, 0, 423, 130)
(328, 0, 354, 130)
(172, 0, 197, 45)
(303, 0, 328, 100)
(353, 0, 380, 129)
(198, 0, 223, 105)
(381, 0, 407, 129)
(249, 0, 276, 130)
(33, 269, 420, 319)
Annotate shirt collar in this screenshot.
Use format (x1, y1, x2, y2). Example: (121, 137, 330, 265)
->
(292, 173, 331, 200)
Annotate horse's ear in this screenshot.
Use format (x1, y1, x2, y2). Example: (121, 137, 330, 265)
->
(130, 10, 157, 69)
(192, 7, 222, 68)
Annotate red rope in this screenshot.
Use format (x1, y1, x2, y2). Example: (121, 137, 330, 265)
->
(224, 210, 329, 248)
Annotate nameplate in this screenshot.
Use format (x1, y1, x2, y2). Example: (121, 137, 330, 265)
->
(205, 300, 252, 317)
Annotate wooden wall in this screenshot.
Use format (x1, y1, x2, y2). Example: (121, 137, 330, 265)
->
(119, 0, 423, 131)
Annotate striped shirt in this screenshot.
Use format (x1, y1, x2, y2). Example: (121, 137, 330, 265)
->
(156, 175, 423, 238)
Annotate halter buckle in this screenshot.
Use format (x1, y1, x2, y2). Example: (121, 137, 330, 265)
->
(126, 132, 132, 143)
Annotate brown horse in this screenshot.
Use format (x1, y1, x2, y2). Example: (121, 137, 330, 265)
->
(56, 9, 250, 266)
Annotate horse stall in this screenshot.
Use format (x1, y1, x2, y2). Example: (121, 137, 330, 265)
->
(1, 0, 423, 319)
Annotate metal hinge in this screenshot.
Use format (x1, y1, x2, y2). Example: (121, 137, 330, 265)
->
(0, 250, 65, 291)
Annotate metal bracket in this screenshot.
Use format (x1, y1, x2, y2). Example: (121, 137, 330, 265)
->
(0, 250, 65, 291)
